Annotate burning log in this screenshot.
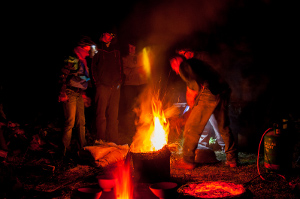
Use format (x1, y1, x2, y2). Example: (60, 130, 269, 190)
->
(131, 145, 171, 183)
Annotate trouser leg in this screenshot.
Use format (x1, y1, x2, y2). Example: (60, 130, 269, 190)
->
(213, 92, 238, 162)
(95, 85, 109, 141)
(107, 86, 120, 144)
(75, 94, 86, 148)
(183, 90, 219, 163)
(62, 92, 76, 151)
(209, 114, 225, 148)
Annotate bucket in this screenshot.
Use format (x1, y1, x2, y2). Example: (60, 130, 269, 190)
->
(131, 146, 170, 183)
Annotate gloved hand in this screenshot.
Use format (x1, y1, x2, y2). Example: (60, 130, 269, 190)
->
(58, 92, 69, 102)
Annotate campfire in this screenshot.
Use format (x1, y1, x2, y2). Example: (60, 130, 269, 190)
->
(111, 44, 172, 184)
(111, 46, 172, 199)
(130, 92, 169, 153)
(129, 88, 171, 183)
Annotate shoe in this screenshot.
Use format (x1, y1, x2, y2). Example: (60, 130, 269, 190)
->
(174, 159, 196, 170)
(225, 161, 238, 168)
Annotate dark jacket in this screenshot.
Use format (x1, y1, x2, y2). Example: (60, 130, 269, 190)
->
(91, 42, 122, 87)
(179, 58, 229, 95)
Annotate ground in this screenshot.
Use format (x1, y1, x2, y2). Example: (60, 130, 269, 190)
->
(1, 119, 300, 198)
(1, 148, 300, 198)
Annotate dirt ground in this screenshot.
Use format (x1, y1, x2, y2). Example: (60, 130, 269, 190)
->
(1, 148, 300, 199)
(1, 119, 300, 199)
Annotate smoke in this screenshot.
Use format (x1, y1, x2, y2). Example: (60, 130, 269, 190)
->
(152, 0, 230, 45)
(120, 0, 278, 105)
(122, 0, 230, 48)
(119, 0, 234, 107)
(118, 0, 292, 151)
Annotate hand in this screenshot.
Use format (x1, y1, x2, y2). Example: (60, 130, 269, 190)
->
(82, 94, 91, 107)
(186, 97, 195, 108)
(58, 92, 69, 102)
(186, 87, 198, 108)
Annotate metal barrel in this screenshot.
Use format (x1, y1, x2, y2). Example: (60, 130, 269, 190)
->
(131, 146, 170, 183)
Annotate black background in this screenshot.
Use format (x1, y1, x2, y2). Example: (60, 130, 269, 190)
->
(2, 0, 299, 144)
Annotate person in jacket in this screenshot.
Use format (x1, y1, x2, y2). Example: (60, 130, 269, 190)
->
(91, 31, 122, 144)
(170, 55, 238, 169)
(58, 36, 95, 157)
(177, 49, 225, 151)
(119, 43, 148, 144)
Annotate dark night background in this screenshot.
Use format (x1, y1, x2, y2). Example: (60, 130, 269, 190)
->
(2, 0, 299, 151)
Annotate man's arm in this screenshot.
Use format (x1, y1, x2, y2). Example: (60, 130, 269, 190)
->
(186, 86, 198, 108)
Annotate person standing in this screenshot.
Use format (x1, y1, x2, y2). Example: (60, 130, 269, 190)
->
(119, 43, 147, 144)
(170, 55, 238, 169)
(58, 36, 95, 157)
(91, 31, 122, 144)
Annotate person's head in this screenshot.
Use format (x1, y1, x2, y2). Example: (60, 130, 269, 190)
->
(75, 36, 95, 59)
(128, 44, 136, 55)
(77, 36, 95, 48)
(100, 32, 115, 44)
(176, 48, 194, 59)
(170, 56, 184, 74)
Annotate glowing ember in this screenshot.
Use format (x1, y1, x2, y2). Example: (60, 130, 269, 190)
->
(179, 181, 246, 198)
(130, 90, 169, 153)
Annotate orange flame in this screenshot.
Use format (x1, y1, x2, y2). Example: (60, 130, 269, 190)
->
(150, 102, 169, 151)
(114, 157, 133, 199)
(130, 45, 169, 153)
(141, 47, 152, 78)
(130, 89, 169, 153)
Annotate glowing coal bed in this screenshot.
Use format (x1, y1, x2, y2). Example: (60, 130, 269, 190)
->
(178, 181, 247, 199)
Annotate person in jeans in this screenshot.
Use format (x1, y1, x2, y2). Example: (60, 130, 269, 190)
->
(91, 31, 122, 144)
(58, 36, 95, 157)
(177, 49, 225, 151)
(170, 56, 238, 169)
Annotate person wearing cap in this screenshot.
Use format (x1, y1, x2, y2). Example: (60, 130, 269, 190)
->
(91, 31, 123, 144)
(58, 36, 95, 158)
(170, 54, 238, 169)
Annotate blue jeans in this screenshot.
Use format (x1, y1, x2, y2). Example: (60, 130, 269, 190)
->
(94, 84, 120, 143)
(62, 89, 86, 151)
(183, 88, 237, 163)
